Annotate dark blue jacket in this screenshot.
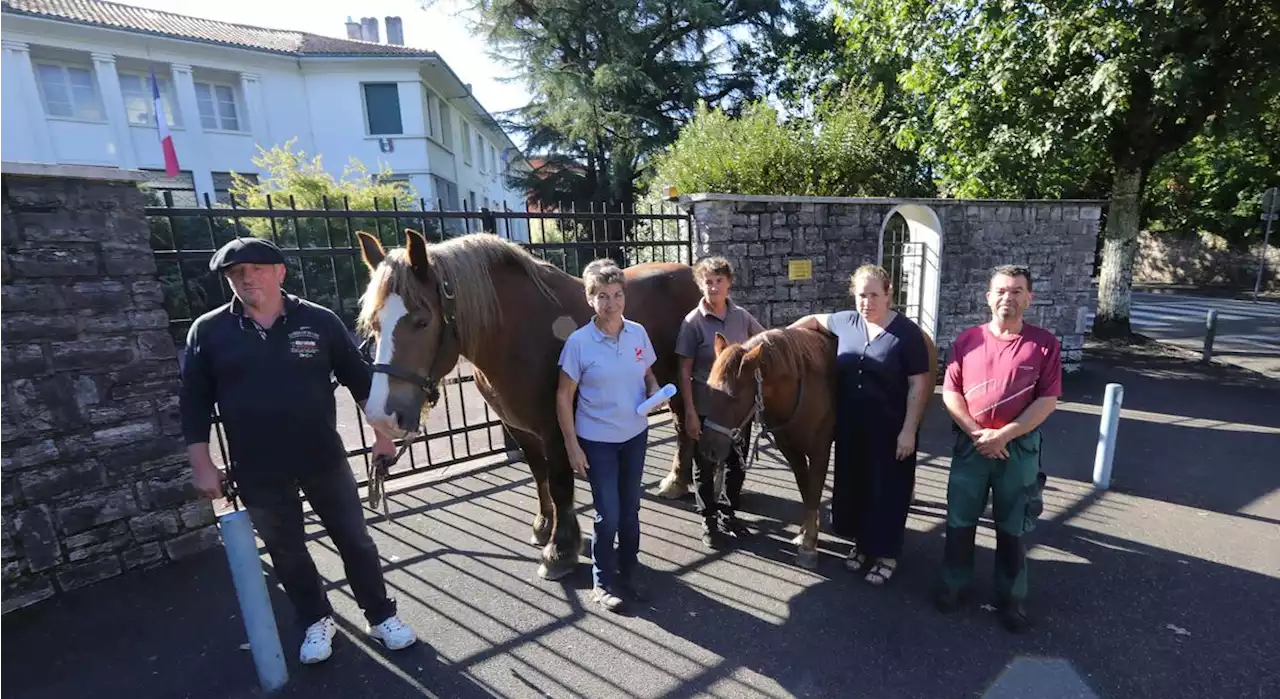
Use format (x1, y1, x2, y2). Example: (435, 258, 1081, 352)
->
(179, 293, 370, 484)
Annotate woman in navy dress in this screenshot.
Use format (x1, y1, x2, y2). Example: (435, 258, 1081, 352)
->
(790, 264, 932, 585)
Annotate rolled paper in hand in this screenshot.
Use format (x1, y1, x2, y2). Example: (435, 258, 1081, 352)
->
(636, 383, 678, 415)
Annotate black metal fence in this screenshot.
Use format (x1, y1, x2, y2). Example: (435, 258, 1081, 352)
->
(146, 194, 693, 486)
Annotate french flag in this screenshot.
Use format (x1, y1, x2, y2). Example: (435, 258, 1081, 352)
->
(151, 67, 180, 178)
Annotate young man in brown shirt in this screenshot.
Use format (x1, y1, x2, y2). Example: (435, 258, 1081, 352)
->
(675, 257, 766, 548)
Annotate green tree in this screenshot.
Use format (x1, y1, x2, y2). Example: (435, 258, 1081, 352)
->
(1145, 93, 1280, 245)
(835, 0, 1280, 338)
(648, 87, 931, 197)
(429, 0, 798, 209)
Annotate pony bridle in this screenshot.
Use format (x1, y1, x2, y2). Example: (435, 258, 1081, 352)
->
(702, 367, 806, 468)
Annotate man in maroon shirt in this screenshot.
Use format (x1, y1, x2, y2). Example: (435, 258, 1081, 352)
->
(936, 265, 1062, 633)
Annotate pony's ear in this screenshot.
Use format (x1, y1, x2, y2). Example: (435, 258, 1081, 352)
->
(357, 231, 385, 270)
(713, 332, 729, 356)
(405, 228, 430, 273)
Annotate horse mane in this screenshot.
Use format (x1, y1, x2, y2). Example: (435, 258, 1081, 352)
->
(707, 327, 832, 393)
(357, 233, 560, 356)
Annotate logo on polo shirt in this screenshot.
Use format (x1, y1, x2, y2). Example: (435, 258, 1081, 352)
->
(635, 347, 645, 362)
(289, 328, 321, 359)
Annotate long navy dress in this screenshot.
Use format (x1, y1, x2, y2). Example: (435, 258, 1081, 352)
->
(828, 310, 931, 559)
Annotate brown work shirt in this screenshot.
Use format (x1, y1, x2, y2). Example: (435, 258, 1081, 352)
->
(675, 298, 766, 414)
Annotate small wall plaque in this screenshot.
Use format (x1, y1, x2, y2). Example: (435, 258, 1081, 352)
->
(788, 258, 813, 281)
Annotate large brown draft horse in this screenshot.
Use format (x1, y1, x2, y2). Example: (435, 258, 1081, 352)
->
(698, 326, 938, 569)
(354, 229, 702, 580)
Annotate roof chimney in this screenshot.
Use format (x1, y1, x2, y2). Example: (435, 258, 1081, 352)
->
(385, 16, 404, 46)
(360, 17, 379, 43)
(345, 16, 362, 41)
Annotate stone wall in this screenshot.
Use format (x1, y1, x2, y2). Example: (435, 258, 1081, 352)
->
(1135, 229, 1278, 291)
(2, 163, 219, 614)
(683, 194, 1103, 372)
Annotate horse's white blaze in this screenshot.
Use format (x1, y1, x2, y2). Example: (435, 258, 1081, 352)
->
(365, 293, 407, 434)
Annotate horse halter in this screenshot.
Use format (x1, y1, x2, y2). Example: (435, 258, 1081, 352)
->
(702, 367, 807, 467)
(361, 277, 457, 409)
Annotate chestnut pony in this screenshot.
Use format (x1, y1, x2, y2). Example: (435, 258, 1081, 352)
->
(355, 230, 701, 581)
(699, 326, 938, 568)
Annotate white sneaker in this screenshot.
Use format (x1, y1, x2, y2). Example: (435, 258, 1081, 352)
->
(299, 616, 336, 664)
(368, 615, 417, 650)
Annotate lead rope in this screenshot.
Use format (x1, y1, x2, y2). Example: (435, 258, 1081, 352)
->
(367, 438, 414, 519)
(740, 370, 772, 471)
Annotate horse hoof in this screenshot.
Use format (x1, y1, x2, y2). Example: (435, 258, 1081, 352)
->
(537, 560, 574, 581)
(657, 473, 689, 500)
(796, 549, 819, 570)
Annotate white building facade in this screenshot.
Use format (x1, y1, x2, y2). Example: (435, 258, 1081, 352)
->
(1, 0, 529, 238)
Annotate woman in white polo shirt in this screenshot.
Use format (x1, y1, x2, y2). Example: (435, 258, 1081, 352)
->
(556, 259, 662, 613)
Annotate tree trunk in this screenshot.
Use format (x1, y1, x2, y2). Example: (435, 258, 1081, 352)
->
(1092, 165, 1146, 339)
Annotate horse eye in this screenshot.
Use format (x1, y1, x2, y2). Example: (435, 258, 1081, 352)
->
(412, 317, 430, 330)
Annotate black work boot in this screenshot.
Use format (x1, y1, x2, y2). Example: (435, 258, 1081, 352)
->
(701, 518, 725, 550)
(937, 525, 977, 613)
(998, 599, 1031, 634)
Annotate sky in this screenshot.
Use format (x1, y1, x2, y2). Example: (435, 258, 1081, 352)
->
(121, 0, 533, 116)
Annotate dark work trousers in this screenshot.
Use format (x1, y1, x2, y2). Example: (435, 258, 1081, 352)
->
(940, 428, 1045, 603)
(693, 416, 752, 527)
(240, 462, 395, 629)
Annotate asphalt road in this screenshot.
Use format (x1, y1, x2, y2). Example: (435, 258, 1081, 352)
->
(5, 342, 1278, 699)
(1088, 291, 1280, 379)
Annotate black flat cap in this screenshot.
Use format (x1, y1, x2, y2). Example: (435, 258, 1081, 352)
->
(209, 237, 286, 271)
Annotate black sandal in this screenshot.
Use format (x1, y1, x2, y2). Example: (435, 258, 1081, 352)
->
(845, 544, 867, 571)
(863, 558, 897, 586)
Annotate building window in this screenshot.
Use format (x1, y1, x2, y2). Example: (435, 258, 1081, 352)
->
(489, 144, 498, 179)
(424, 89, 440, 141)
(461, 120, 473, 164)
(119, 73, 178, 127)
(213, 171, 258, 205)
(438, 101, 454, 149)
(34, 62, 103, 121)
(363, 83, 403, 135)
(430, 174, 460, 211)
(194, 82, 240, 130)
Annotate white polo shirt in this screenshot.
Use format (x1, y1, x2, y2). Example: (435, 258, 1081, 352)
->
(558, 317, 656, 443)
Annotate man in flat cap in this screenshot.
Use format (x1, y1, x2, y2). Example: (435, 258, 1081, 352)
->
(179, 237, 417, 664)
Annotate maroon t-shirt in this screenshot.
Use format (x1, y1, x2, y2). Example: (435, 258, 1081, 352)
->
(943, 322, 1063, 430)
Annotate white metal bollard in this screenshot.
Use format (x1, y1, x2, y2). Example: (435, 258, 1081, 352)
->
(1092, 383, 1124, 489)
(219, 509, 289, 693)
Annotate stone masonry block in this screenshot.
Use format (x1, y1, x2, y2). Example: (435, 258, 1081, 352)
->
(1, 573, 55, 614)
(6, 248, 100, 277)
(0, 283, 68, 312)
(1, 344, 48, 376)
(131, 280, 165, 307)
(49, 338, 134, 372)
(16, 461, 107, 502)
(14, 505, 61, 572)
(60, 277, 133, 309)
(129, 510, 182, 543)
(163, 525, 220, 561)
(64, 521, 133, 562)
(136, 468, 198, 511)
(3, 313, 81, 342)
(121, 542, 166, 570)
(55, 554, 123, 592)
(2, 439, 60, 473)
(56, 487, 139, 535)
(178, 500, 216, 530)
(101, 242, 156, 276)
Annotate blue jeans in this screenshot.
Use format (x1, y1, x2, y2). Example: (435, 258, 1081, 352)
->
(579, 428, 648, 590)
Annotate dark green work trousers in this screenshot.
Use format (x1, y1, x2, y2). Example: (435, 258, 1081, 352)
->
(940, 428, 1046, 603)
